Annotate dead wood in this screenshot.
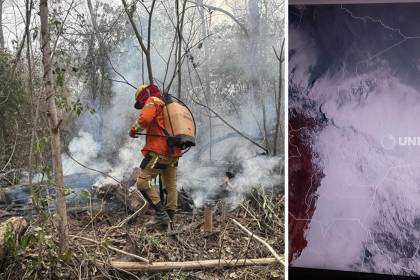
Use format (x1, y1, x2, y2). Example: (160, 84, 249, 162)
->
(231, 218, 284, 265)
(70, 234, 149, 263)
(97, 183, 146, 213)
(109, 257, 278, 272)
(0, 216, 28, 258)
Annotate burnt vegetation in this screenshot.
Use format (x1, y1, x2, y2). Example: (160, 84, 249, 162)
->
(0, 0, 284, 279)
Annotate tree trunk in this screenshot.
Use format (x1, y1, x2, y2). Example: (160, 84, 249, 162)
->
(86, 0, 98, 100)
(39, 0, 69, 253)
(26, 0, 41, 212)
(0, 0, 4, 50)
(87, 0, 108, 102)
(175, 0, 187, 99)
(176, 0, 181, 98)
(247, 0, 268, 154)
(273, 39, 284, 156)
(197, 0, 213, 160)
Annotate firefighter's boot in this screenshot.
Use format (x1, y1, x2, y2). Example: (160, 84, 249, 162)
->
(145, 202, 170, 227)
(166, 209, 176, 230)
(166, 209, 175, 221)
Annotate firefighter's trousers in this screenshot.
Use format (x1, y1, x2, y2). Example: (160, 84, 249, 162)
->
(136, 152, 178, 210)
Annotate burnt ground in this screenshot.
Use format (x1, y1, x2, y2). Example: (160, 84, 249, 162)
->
(0, 188, 284, 279)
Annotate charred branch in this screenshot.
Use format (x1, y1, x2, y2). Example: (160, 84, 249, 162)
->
(109, 257, 279, 272)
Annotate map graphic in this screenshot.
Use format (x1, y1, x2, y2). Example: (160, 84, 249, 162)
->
(289, 4, 420, 276)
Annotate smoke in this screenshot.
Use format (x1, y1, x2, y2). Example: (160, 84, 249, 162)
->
(62, 38, 146, 179)
(62, 4, 283, 210)
(62, 130, 110, 175)
(176, 89, 282, 208)
(178, 137, 282, 208)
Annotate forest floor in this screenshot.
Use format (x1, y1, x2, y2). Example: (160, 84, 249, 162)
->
(0, 188, 284, 280)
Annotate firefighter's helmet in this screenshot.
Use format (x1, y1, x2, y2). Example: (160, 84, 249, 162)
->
(134, 84, 162, 109)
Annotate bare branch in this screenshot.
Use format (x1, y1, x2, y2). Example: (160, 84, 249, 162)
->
(273, 37, 285, 156)
(121, 0, 153, 83)
(106, 55, 137, 89)
(1, 119, 18, 172)
(109, 258, 278, 272)
(191, 97, 268, 154)
(51, 0, 76, 60)
(70, 235, 149, 263)
(231, 219, 284, 265)
(188, 0, 248, 36)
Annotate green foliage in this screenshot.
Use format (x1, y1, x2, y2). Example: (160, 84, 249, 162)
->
(55, 94, 96, 117)
(4, 223, 17, 257)
(35, 135, 50, 154)
(55, 94, 68, 110)
(4, 222, 35, 257)
(19, 233, 33, 252)
(35, 167, 55, 212)
(101, 238, 110, 248)
(72, 98, 84, 116)
(63, 186, 73, 196)
(0, 53, 26, 116)
(34, 227, 58, 253)
(54, 67, 66, 88)
(79, 189, 91, 199)
(88, 107, 96, 114)
(4, 222, 71, 276)
(42, 166, 53, 185)
(0, 52, 30, 186)
(147, 236, 161, 246)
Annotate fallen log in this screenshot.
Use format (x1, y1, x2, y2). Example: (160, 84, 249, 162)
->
(96, 183, 146, 213)
(110, 257, 279, 272)
(0, 216, 28, 258)
(95, 168, 194, 214)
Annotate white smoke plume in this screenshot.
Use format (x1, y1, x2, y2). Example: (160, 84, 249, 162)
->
(62, 130, 110, 175)
(62, 9, 283, 209)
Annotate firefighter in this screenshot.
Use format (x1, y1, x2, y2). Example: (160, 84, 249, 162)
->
(129, 84, 181, 227)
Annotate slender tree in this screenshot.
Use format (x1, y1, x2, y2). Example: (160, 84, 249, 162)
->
(273, 39, 284, 156)
(197, 0, 213, 159)
(121, 0, 155, 84)
(0, 0, 4, 50)
(176, 0, 187, 98)
(39, 0, 69, 252)
(25, 0, 40, 211)
(87, 0, 108, 100)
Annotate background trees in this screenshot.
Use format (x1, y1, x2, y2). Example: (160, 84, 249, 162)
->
(1, 0, 284, 181)
(0, 0, 284, 272)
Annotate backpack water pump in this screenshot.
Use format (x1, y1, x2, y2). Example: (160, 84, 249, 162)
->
(163, 95, 196, 150)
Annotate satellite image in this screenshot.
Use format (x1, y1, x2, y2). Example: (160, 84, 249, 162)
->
(289, 3, 420, 276)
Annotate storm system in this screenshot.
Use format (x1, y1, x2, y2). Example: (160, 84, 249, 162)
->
(289, 4, 420, 276)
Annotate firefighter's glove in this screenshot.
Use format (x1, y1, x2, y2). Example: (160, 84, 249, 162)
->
(129, 122, 142, 138)
(128, 128, 139, 138)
